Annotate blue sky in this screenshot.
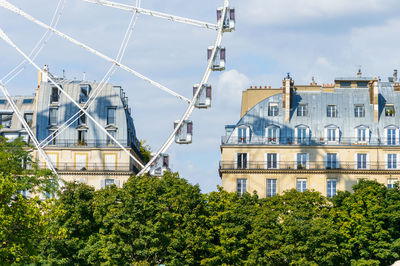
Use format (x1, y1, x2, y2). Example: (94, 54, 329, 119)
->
(1, 0, 400, 192)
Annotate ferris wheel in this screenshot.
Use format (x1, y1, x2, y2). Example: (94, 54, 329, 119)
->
(0, 0, 235, 177)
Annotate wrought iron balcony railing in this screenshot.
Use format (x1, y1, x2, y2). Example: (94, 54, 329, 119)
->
(37, 162, 133, 172)
(219, 161, 399, 171)
(221, 136, 400, 147)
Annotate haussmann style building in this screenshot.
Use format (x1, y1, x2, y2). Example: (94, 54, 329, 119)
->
(220, 70, 400, 198)
(0, 66, 149, 191)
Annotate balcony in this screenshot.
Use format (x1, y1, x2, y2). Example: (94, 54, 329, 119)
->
(219, 161, 396, 171)
(38, 162, 133, 172)
(221, 136, 399, 147)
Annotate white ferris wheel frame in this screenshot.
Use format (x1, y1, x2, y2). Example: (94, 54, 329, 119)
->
(0, 0, 232, 176)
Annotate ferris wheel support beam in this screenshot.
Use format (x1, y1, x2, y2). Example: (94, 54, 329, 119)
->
(0, 82, 60, 180)
(138, 0, 230, 175)
(0, 27, 145, 170)
(81, 0, 219, 31)
(0, 0, 191, 104)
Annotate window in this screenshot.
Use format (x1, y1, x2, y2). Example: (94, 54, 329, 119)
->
(357, 128, 367, 142)
(297, 153, 308, 169)
(237, 153, 248, 169)
(326, 153, 338, 169)
(327, 128, 336, 142)
(79, 85, 91, 103)
(78, 130, 87, 146)
(238, 127, 247, 143)
(266, 179, 277, 197)
(75, 154, 87, 170)
(78, 112, 86, 126)
(0, 113, 12, 128)
(327, 179, 337, 198)
(0, 99, 5, 104)
(387, 154, 397, 169)
(385, 105, 395, 117)
(354, 105, 365, 117)
(297, 104, 307, 117)
(50, 87, 59, 103)
(106, 130, 116, 146)
(266, 127, 279, 144)
(357, 81, 369, 88)
(357, 153, 368, 169)
(297, 127, 308, 144)
(107, 107, 116, 125)
(387, 128, 396, 145)
(48, 130, 57, 145)
(266, 153, 278, 169)
(105, 179, 115, 187)
(24, 113, 33, 127)
(297, 179, 307, 192)
(388, 179, 398, 189)
(327, 105, 337, 117)
(340, 81, 351, 88)
(268, 103, 279, 116)
(22, 98, 33, 104)
(237, 178, 247, 196)
(49, 108, 57, 125)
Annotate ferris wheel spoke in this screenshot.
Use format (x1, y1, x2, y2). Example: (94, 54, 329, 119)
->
(138, 0, 230, 175)
(0, 27, 146, 169)
(81, 0, 219, 31)
(0, 81, 60, 178)
(0, 0, 191, 104)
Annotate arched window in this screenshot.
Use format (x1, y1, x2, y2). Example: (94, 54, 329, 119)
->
(265, 125, 280, 144)
(385, 125, 398, 145)
(354, 125, 370, 144)
(324, 125, 340, 144)
(295, 125, 310, 144)
(237, 125, 251, 144)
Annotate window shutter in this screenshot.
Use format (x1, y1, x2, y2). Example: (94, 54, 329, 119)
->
(366, 128, 370, 143)
(336, 153, 340, 169)
(306, 128, 310, 143)
(385, 128, 388, 144)
(336, 128, 340, 143)
(324, 153, 328, 168)
(115, 179, 120, 188)
(367, 153, 370, 169)
(234, 153, 238, 169)
(277, 128, 280, 144)
(247, 153, 250, 169)
(354, 154, 358, 169)
(101, 179, 106, 189)
(354, 128, 358, 143)
(264, 153, 268, 169)
(294, 153, 298, 169)
(277, 153, 280, 169)
(324, 128, 328, 143)
(306, 153, 310, 169)
(294, 128, 298, 144)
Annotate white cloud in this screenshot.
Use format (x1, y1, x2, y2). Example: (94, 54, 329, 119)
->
(216, 69, 250, 108)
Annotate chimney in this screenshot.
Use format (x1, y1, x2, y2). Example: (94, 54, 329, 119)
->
(282, 73, 294, 122)
(357, 68, 362, 78)
(369, 78, 379, 122)
(394, 69, 398, 82)
(37, 65, 49, 87)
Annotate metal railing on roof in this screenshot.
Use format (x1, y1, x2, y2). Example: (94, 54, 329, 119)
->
(221, 136, 400, 147)
(37, 162, 133, 172)
(219, 161, 396, 171)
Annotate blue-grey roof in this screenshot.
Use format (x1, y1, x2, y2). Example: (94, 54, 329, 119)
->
(225, 82, 400, 144)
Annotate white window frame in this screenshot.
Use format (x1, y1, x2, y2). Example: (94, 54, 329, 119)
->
(297, 178, 307, 192)
(235, 153, 249, 169)
(237, 178, 247, 196)
(327, 179, 337, 198)
(386, 127, 397, 145)
(354, 105, 365, 118)
(388, 178, 398, 189)
(295, 126, 310, 144)
(325, 153, 339, 169)
(268, 103, 279, 116)
(297, 104, 307, 117)
(355, 126, 370, 144)
(237, 126, 250, 144)
(296, 153, 309, 169)
(266, 126, 280, 144)
(265, 153, 279, 169)
(327, 105, 337, 118)
(387, 154, 397, 169)
(266, 178, 277, 197)
(356, 153, 369, 169)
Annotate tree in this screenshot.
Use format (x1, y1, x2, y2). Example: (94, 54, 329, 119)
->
(0, 136, 58, 264)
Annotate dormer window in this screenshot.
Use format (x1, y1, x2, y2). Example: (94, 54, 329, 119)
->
(385, 105, 395, 117)
(237, 126, 250, 143)
(107, 107, 116, 125)
(357, 81, 368, 88)
(78, 111, 86, 126)
(340, 81, 351, 88)
(79, 84, 91, 103)
(354, 105, 365, 117)
(325, 125, 340, 144)
(297, 104, 307, 117)
(295, 125, 310, 144)
(266, 125, 280, 144)
(268, 103, 279, 116)
(327, 105, 337, 118)
(0, 112, 12, 128)
(50, 87, 59, 103)
(355, 126, 370, 144)
(49, 108, 58, 125)
(386, 126, 397, 145)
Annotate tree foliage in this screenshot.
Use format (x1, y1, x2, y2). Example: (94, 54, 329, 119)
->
(2, 138, 400, 265)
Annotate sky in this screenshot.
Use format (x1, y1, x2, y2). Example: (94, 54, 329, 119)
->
(1, 0, 400, 192)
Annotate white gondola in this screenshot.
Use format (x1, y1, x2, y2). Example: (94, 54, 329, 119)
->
(208, 46, 225, 71)
(174, 120, 193, 144)
(149, 153, 169, 176)
(217, 7, 235, 32)
(193, 84, 212, 109)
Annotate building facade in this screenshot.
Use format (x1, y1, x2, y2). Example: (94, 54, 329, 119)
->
(0, 66, 146, 190)
(220, 71, 400, 197)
